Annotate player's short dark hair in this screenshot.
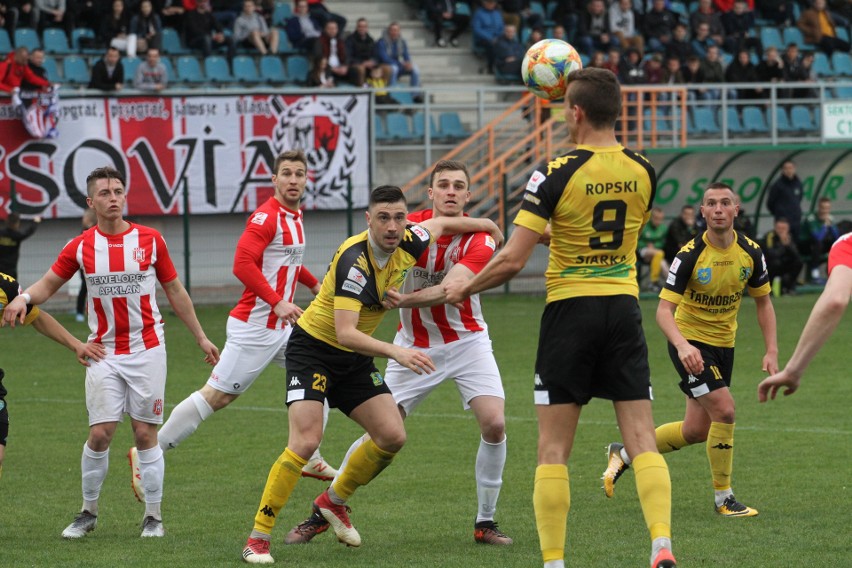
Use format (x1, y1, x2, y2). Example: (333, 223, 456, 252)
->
(370, 185, 406, 208)
(429, 160, 470, 189)
(565, 67, 621, 129)
(703, 182, 737, 202)
(273, 150, 307, 173)
(86, 166, 125, 197)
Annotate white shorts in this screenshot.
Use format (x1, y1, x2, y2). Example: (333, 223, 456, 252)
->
(385, 331, 504, 416)
(85, 345, 167, 426)
(206, 317, 291, 395)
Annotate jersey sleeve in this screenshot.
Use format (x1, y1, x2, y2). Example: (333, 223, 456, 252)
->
(153, 232, 179, 283)
(233, 214, 283, 307)
(298, 266, 319, 290)
(332, 243, 370, 313)
(399, 223, 433, 260)
(828, 234, 852, 274)
(51, 236, 84, 279)
(659, 244, 699, 305)
(746, 242, 771, 297)
(513, 168, 558, 235)
(457, 232, 498, 274)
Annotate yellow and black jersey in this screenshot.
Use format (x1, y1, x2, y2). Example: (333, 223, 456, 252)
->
(0, 272, 39, 327)
(660, 231, 771, 347)
(298, 224, 433, 351)
(514, 144, 656, 302)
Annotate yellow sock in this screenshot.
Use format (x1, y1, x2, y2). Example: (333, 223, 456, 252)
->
(633, 452, 672, 541)
(656, 421, 689, 454)
(252, 447, 306, 535)
(707, 422, 735, 491)
(331, 439, 396, 501)
(650, 250, 664, 283)
(533, 464, 569, 563)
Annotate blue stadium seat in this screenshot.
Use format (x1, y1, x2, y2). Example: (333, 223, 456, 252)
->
(285, 55, 309, 84)
(831, 52, 852, 77)
(14, 28, 40, 50)
(759, 27, 783, 51)
(160, 57, 176, 82)
(374, 115, 390, 141)
(204, 55, 235, 83)
(439, 112, 470, 139)
(690, 107, 720, 134)
(789, 105, 816, 130)
(161, 27, 189, 55)
(774, 106, 794, 132)
(176, 55, 205, 85)
(720, 107, 745, 133)
(782, 27, 813, 49)
(813, 52, 833, 78)
(122, 56, 141, 80)
(42, 56, 60, 82)
(233, 55, 262, 83)
(71, 28, 98, 53)
(385, 112, 414, 140)
(392, 91, 414, 105)
(670, 2, 689, 20)
(412, 111, 440, 138)
(0, 29, 10, 53)
(742, 105, 769, 133)
(42, 29, 72, 54)
(272, 2, 293, 26)
(837, 27, 849, 43)
(259, 54, 287, 83)
(62, 56, 90, 86)
(835, 86, 852, 99)
(277, 29, 298, 54)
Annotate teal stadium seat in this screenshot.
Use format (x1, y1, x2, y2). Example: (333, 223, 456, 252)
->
(720, 107, 746, 133)
(691, 107, 720, 134)
(831, 52, 852, 77)
(774, 106, 794, 132)
(161, 27, 190, 55)
(385, 112, 415, 140)
(176, 55, 205, 85)
(813, 52, 833, 78)
(42, 29, 72, 54)
(62, 56, 90, 86)
(285, 55, 309, 84)
(42, 56, 60, 82)
(71, 28, 99, 54)
(0, 29, 10, 52)
(272, 2, 293, 26)
(204, 55, 235, 83)
(759, 27, 783, 51)
(14, 28, 40, 50)
(742, 106, 769, 133)
(439, 112, 470, 139)
(789, 105, 816, 130)
(259, 55, 287, 83)
(374, 115, 390, 141)
(835, 86, 852, 99)
(122, 56, 141, 80)
(233, 55, 263, 84)
(412, 112, 440, 138)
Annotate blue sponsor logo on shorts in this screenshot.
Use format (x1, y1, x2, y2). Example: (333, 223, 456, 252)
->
(697, 267, 712, 284)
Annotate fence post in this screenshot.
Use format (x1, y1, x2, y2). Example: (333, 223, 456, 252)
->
(182, 177, 191, 294)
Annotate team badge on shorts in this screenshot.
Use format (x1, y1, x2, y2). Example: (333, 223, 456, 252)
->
(152, 398, 163, 416)
(697, 267, 712, 284)
(370, 371, 384, 386)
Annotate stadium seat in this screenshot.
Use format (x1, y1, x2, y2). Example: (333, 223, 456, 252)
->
(71, 28, 98, 53)
(176, 55, 206, 85)
(14, 28, 40, 51)
(837, 27, 849, 43)
(259, 54, 287, 83)
(204, 55, 235, 83)
(742, 106, 769, 133)
(392, 91, 414, 105)
(831, 52, 852, 77)
(0, 29, 10, 53)
(759, 27, 783, 51)
(161, 27, 189, 55)
(42, 56, 60, 82)
(277, 29, 298, 54)
(412, 111, 440, 138)
(62, 56, 91, 86)
(232, 55, 262, 84)
(42, 29, 72, 54)
(782, 27, 813, 49)
(835, 86, 852, 99)
(122, 56, 141, 80)
(385, 112, 415, 140)
(160, 57, 176, 82)
(374, 115, 390, 141)
(439, 112, 470, 139)
(669, 2, 689, 20)
(774, 106, 794, 132)
(272, 2, 293, 26)
(690, 107, 720, 134)
(813, 52, 833, 78)
(789, 105, 816, 130)
(720, 107, 745, 133)
(285, 55, 309, 84)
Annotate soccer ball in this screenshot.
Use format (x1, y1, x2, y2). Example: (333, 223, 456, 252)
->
(521, 39, 583, 100)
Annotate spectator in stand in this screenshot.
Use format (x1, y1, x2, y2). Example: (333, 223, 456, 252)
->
(644, 0, 678, 54)
(734, 207, 755, 239)
(603, 47, 622, 76)
(713, 0, 754, 12)
(690, 0, 725, 47)
(376, 21, 422, 90)
(35, 0, 71, 38)
(472, 0, 504, 72)
(798, 0, 851, 56)
(285, 0, 321, 53)
(345, 17, 390, 86)
(366, 64, 399, 105)
(551, 23, 567, 42)
(721, 0, 762, 57)
(619, 47, 646, 85)
(691, 22, 718, 58)
(637, 207, 669, 292)
(160, 0, 185, 31)
(129, 0, 162, 53)
(525, 26, 544, 48)
(184, 0, 235, 59)
(100, 0, 140, 58)
(663, 55, 687, 86)
(780, 42, 804, 98)
(133, 47, 167, 91)
(210, 0, 241, 30)
(664, 204, 698, 263)
(552, 0, 582, 44)
(588, 50, 606, 68)
(306, 54, 334, 87)
(609, 0, 645, 55)
(756, 0, 796, 26)
(500, 0, 543, 36)
(644, 52, 666, 85)
(762, 218, 803, 295)
(666, 23, 694, 63)
(21, 46, 47, 86)
(756, 45, 785, 83)
(233, 0, 279, 55)
(828, 0, 852, 24)
(2, 1, 36, 38)
(425, 0, 469, 48)
(683, 54, 710, 100)
(802, 197, 841, 283)
(306, 0, 345, 32)
(494, 23, 525, 80)
(89, 46, 125, 91)
(700, 44, 725, 99)
(724, 49, 761, 99)
(793, 50, 818, 99)
(766, 160, 804, 243)
(313, 20, 361, 85)
(577, 0, 618, 56)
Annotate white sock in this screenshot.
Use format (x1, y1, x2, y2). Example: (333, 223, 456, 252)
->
(309, 399, 332, 462)
(715, 488, 733, 507)
(651, 536, 673, 562)
(158, 391, 214, 451)
(621, 446, 632, 465)
(475, 435, 506, 523)
(544, 560, 565, 568)
(81, 442, 109, 515)
(137, 445, 165, 513)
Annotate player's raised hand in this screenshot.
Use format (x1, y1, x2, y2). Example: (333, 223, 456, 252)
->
(274, 300, 303, 327)
(392, 346, 436, 375)
(757, 369, 801, 402)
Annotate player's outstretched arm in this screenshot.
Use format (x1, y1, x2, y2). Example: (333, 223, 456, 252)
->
(1, 270, 67, 328)
(758, 265, 852, 402)
(31, 310, 105, 366)
(334, 309, 435, 375)
(395, 263, 476, 309)
(419, 216, 504, 247)
(753, 293, 779, 375)
(656, 299, 705, 376)
(161, 278, 220, 366)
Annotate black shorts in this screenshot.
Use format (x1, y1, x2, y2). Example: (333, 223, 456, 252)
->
(285, 325, 392, 416)
(534, 295, 652, 405)
(0, 397, 8, 446)
(667, 340, 734, 399)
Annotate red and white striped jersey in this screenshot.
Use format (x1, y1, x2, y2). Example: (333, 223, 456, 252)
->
(397, 209, 497, 348)
(229, 197, 312, 329)
(52, 223, 178, 354)
(828, 232, 852, 273)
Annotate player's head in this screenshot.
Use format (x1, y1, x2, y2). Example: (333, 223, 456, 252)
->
(563, 67, 621, 139)
(367, 185, 408, 254)
(85, 166, 127, 219)
(701, 182, 739, 232)
(272, 150, 308, 209)
(428, 160, 470, 217)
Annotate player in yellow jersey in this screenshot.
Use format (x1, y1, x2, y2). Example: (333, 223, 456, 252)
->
(445, 67, 677, 568)
(0, 271, 105, 481)
(241, 185, 503, 564)
(603, 182, 778, 519)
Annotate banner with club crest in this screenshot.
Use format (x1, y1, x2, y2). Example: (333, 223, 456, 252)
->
(0, 92, 370, 218)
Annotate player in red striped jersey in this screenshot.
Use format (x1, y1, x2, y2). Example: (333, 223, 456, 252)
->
(284, 160, 514, 546)
(3, 166, 220, 539)
(135, 150, 337, 497)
